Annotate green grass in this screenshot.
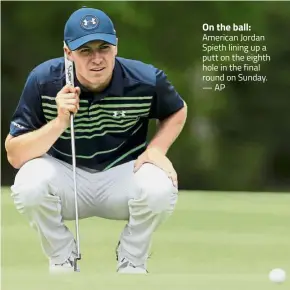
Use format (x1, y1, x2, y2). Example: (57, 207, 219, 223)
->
(1, 187, 290, 290)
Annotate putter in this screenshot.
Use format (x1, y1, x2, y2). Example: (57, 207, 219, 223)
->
(64, 42, 82, 272)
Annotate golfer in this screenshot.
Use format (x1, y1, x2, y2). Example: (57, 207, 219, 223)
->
(5, 7, 187, 274)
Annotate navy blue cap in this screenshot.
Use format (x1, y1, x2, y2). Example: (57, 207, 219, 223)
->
(64, 7, 117, 50)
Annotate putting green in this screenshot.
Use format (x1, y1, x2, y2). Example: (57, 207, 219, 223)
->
(2, 188, 290, 290)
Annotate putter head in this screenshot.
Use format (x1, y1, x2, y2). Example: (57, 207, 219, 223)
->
(74, 256, 81, 272)
(74, 261, 80, 272)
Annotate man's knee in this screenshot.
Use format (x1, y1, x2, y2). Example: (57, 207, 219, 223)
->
(11, 157, 58, 210)
(134, 163, 178, 213)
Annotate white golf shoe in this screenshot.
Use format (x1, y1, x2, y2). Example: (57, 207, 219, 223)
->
(115, 241, 148, 274)
(117, 257, 148, 274)
(49, 256, 75, 274)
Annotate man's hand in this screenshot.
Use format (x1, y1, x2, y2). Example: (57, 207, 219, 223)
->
(134, 148, 178, 188)
(55, 85, 81, 128)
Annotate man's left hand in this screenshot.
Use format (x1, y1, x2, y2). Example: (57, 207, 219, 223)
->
(134, 148, 178, 188)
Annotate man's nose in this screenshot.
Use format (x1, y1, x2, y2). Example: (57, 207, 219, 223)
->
(92, 51, 102, 64)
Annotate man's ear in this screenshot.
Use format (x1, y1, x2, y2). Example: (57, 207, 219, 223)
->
(115, 38, 118, 55)
(63, 42, 73, 61)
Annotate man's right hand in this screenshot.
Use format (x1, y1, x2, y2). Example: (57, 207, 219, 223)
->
(55, 85, 81, 128)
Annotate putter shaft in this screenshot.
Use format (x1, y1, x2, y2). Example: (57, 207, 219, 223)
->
(70, 113, 81, 270)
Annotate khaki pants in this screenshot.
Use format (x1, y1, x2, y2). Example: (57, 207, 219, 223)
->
(11, 155, 178, 266)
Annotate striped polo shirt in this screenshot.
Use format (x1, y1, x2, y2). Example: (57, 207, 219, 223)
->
(9, 57, 184, 171)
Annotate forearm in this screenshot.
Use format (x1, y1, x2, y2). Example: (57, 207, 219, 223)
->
(148, 103, 187, 155)
(5, 118, 67, 169)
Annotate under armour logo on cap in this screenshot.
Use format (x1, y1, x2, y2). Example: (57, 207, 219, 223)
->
(81, 15, 99, 29)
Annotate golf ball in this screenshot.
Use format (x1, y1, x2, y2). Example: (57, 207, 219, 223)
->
(269, 268, 286, 283)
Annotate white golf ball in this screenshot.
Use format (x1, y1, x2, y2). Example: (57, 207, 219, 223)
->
(269, 268, 286, 283)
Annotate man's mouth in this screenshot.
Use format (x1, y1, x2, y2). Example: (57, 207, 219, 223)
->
(90, 68, 105, 72)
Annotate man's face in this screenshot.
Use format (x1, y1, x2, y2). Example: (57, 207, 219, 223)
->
(66, 40, 117, 91)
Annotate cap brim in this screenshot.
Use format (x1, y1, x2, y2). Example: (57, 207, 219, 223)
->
(67, 33, 117, 50)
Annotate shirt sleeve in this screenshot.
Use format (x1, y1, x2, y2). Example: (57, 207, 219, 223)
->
(9, 71, 45, 137)
(149, 69, 184, 120)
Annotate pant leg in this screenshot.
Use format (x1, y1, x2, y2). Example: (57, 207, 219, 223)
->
(10, 154, 96, 264)
(92, 161, 178, 267)
(120, 163, 178, 266)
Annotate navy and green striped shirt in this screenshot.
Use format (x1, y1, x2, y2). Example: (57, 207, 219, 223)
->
(9, 57, 184, 171)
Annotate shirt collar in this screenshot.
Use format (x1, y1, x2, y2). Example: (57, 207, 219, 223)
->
(74, 59, 123, 100)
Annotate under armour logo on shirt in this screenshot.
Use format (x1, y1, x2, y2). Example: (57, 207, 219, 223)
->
(113, 111, 126, 117)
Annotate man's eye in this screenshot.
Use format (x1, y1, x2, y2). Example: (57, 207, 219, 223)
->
(81, 49, 90, 53)
(100, 46, 110, 50)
